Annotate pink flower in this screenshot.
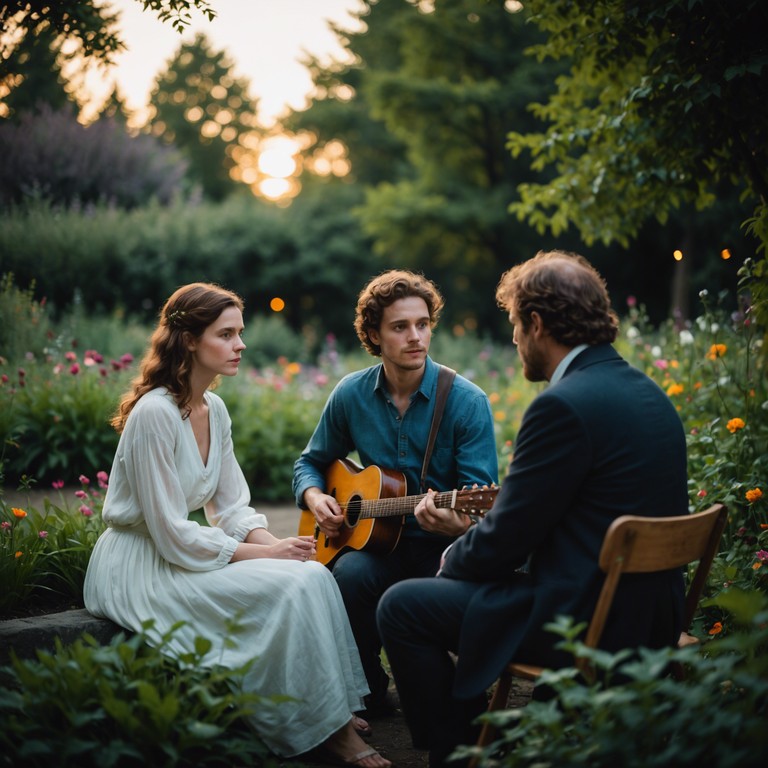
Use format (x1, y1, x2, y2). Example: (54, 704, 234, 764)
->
(756, 550, 768, 562)
(1, 521, 11, 531)
(626, 295, 637, 308)
(654, 359, 669, 370)
(69, 363, 80, 375)
(65, 351, 77, 362)
(697, 489, 708, 498)
(53, 363, 64, 374)
(39, 530, 48, 539)
(17, 368, 26, 378)
(79, 505, 93, 517)
(120, 353, 134, 365)
(75, 490, 88, 499)
(51, 480, 64, 489)
(1, 374, 8, 384)
(79, 475, 90, 485)
(97, 471, 109, 489)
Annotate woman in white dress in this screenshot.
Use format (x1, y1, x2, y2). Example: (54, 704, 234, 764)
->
(84, 283, 390, 768)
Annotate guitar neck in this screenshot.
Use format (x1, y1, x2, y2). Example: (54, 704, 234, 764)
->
(358, 491, 459, 519)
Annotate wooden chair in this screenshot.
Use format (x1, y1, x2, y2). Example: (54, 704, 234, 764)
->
(474, 503, 728, 754)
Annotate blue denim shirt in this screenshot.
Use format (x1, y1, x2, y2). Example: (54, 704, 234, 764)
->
(293, 356, 498, 540)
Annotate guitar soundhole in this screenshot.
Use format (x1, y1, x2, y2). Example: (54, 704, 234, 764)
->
(346, 495, 362, 527)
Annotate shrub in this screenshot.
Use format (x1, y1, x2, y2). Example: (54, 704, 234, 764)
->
(0, 622, 278, 768)
(463, 590, 768, 768)
(0, 474, 108, 616)
(0, 105, 188, 209)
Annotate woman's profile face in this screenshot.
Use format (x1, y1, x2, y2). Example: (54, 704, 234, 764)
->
(187, 306, 246, 380)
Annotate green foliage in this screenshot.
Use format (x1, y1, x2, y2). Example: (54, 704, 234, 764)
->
(146, 32, 261, 200)
(463, 592, 768, 768)
(0, 622, 277, 768)
(0, 195, 377, 345)
(0, 349, 128, 486)
(508, 0, 767, 259)
(0, 503, 51, 613)
(0, 477, 107, 614)
(0, 1, 215, 78)
(0, 273, 52, 363)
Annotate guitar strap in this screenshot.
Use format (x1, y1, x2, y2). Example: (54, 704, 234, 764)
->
(419, 365, 457, 493)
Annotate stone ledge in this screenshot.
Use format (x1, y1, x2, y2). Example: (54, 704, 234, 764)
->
(0, 609, 125, 663)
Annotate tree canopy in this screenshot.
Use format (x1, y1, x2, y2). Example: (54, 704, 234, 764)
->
(507, 0, 768, 251)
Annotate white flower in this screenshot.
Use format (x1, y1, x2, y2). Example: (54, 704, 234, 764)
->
(679, 330, 694, 345)
(626, 327, 640, 340)
(651, 345, 663, 358)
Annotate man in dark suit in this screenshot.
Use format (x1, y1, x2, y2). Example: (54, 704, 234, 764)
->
(377, 250, 689, 767)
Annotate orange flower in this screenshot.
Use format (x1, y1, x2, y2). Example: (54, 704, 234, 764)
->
(726, 418, 745, 433)
(745, 488, 763, 503)
(15, 550, 23, 559)
(666, 382, 684, 397)
(752, 562, 762, 571)
(706, 344, 727, 360)
(11, 507, 26, 518)
(708, 621, 723, 635)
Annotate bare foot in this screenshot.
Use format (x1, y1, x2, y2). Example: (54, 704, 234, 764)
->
(321, 720, 392, 767)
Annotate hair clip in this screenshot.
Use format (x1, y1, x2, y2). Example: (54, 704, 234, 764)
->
(167, 309, 186, 327)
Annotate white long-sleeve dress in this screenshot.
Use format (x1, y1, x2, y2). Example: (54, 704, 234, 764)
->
(84, 388, 368, 757)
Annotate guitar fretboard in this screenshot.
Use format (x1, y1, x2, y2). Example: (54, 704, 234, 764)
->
(339, 490, 489, 519)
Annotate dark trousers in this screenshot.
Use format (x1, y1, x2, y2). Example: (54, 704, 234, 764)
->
(331, 536, 448, 703)
(377, 576, 488, 767)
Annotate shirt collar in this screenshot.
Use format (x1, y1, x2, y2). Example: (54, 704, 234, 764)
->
(373, 356, 436, 398)
(549, 344, 589, 386)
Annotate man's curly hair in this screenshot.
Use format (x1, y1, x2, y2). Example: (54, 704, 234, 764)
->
(354, 270, 444, 356)
(496, 250, 618, 346)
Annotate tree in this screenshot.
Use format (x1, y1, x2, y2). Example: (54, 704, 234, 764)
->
(145, 32, 262, 200)
(507, 0, 768, 321)
(287, 1, 576, 336)
(0, 2, 216, 119)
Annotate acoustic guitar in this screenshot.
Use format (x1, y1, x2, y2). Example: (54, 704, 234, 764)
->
(297, 457, 498, 566)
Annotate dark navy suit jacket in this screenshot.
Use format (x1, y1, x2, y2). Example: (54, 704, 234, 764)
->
(441, 343, 688, 698)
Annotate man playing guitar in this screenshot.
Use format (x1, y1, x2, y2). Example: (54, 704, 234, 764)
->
(293, 270, 498, 720)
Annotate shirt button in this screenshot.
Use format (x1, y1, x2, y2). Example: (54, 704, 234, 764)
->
(400, 451, 405, 457)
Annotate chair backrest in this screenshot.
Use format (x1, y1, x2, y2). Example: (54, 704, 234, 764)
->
(584, 503, 728, 649)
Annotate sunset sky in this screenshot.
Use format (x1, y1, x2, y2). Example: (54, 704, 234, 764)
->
(86, 0, 364, 125)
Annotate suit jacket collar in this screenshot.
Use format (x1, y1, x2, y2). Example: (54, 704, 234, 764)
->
(561, 343, 620, 378)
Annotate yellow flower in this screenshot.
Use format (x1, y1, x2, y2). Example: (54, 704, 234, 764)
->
(494, 410, 506, 422)
(706, 343, 727, 360)
(11, 507, 27, 518)
(746, 488, 763, 503)
(666, 382, 684, 397)
(726, 418, 745, 433)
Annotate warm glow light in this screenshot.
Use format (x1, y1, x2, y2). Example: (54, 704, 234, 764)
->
(258, 148, 296, 177)
(270, 297, 286, 312)
(259, 177, 291, 199)
(721, 248, 732, 260)
(673, 249, 683, 261)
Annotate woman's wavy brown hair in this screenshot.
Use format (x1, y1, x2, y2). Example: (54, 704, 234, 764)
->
(496, 250, 618, 346)
(354, 269, 444, 356)
(111, 283, 244, 433)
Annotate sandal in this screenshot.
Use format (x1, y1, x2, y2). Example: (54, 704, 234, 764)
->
(312, 745, 391, 767)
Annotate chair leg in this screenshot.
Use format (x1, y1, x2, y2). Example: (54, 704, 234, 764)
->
(475, 667, 513, 749)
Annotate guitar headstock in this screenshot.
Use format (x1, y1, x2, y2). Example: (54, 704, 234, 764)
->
(453, 485, 498, 515)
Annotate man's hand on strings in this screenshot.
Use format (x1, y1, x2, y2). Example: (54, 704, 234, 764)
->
(303, 486, 344, 538)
